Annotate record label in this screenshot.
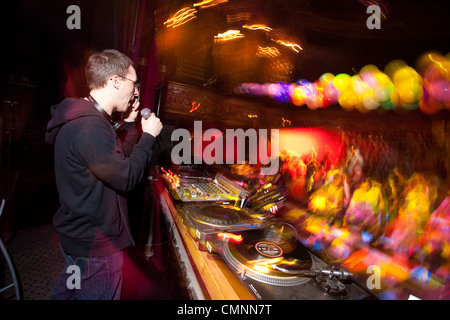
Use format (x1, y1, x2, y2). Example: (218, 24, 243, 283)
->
(255, 241, 283, 257)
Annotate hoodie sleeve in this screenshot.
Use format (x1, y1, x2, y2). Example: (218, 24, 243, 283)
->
(72, 119, 156, 193)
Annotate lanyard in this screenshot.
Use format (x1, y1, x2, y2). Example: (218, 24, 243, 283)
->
(87, 95, 123, 131)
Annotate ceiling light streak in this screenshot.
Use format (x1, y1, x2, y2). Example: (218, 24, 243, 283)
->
(243, 24, 273, 32)
(275, 40, 303, 53)
(164, 7, 197, 28)
(358, 0, 390, 18)
(227, 13, 251, 23)
(193, 0, 228, 9)
(257, 46, 281, 58)
(214, 30, 245, 42)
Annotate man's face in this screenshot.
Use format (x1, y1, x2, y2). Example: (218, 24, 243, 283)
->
(116, 66, 139, 113)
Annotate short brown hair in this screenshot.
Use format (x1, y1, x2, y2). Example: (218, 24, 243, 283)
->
(85, 49, 134, 90)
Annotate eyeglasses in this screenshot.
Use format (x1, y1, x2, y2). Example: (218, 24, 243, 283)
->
(118, 75, 140, 89)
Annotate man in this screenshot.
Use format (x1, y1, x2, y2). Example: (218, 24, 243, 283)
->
(45, 49, 162, 299)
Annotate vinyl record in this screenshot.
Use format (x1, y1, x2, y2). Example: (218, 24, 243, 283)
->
(191, 205, 242, 226)
(223, 226, 314, 285)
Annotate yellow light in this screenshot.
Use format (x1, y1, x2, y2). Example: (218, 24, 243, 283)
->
(189, 101, 201, 113)
(428, 54, 449, 77)
(243, 24, 273, 32)
(248, 257, 283, 264)
(256, 46, 281, 58)
(227, 13, 251, 23)
(279, 258, 299, 265)
(193, 0, 228, 9)
(214, 30, 245, 42)
(164, 7, 197, 28)
(161, 167, 180, 188)
(275, 40, 302, 53)
(253, 265, 271, 274)
(248, 257, 283, 273)
(311, 195, 327, 211)
(282, 118, 291, 127)
(263, 183, 272, 189)
(217, 232, 243, 243)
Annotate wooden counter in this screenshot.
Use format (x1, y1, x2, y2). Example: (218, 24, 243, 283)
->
(156, 178, 256, 300)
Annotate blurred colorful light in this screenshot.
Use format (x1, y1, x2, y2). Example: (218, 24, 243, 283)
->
(237, 51, 450, 114)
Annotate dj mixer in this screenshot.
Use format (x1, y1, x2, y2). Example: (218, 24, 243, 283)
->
(162, 170, 248, 206)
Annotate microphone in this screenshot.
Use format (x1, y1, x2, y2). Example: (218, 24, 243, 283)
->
(140, 108, 151, 119)
(139, 108, 174, 152)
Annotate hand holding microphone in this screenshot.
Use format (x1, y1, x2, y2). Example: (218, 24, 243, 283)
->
(140, 108, 162, 138)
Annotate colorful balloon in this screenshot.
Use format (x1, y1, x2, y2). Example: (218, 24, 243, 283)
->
(273, 82, 292, 103)
(419, 88, 443, 114)
(319, 73, 335, 86)
(237, 51, 449, 114)
(352, 75, 371, 95)
(397, 82, 423, 105)
(374, 85, 392, 103)
(291, 85, 306, 106)
(384, 59, 407, 79)
(333, 73, 352, 91)
(323, 83, 339, 106)
(338, 90, 359, 110)
(362, 91, 380, 110)
(429, 80, 450, 102)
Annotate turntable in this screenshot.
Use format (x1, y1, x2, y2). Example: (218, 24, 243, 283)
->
(223, 225, 316, 287)
(208, 224, 377, 300)
(178, 204, 268, 251)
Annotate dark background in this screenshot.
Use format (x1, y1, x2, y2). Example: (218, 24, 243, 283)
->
(0, 0, 149, 229)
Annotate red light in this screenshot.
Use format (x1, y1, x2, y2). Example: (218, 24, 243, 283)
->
(279, 127, 345, 166)
(217, 232, 243, 243)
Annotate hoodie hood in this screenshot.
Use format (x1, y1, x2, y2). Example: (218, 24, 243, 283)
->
(45, 98, 103, 145)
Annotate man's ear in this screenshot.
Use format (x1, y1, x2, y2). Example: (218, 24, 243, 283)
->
(109, 76, 120, 90)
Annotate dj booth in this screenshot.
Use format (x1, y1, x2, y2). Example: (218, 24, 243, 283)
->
(152, 166, 379, 300)
(156, 178, 254, 300)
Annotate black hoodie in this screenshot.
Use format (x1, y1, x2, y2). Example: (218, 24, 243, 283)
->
(45, 98, 156, 257)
